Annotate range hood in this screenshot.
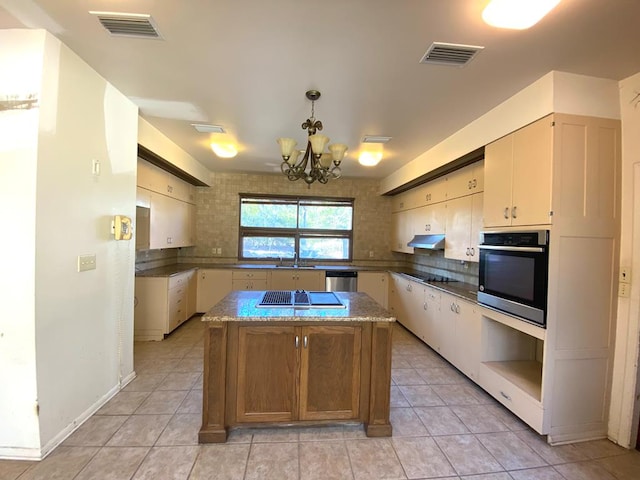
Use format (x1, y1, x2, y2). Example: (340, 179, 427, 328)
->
(407, 234, 445, 250)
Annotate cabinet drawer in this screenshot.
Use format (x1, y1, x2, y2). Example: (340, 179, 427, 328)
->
(232, 270, 268, 280)
(478, 363, 544, 433)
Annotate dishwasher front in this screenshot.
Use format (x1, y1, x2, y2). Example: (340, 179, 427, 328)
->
(325, 271, 358, 292)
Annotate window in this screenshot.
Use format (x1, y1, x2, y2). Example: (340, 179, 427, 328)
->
(239, 195, 354, 261)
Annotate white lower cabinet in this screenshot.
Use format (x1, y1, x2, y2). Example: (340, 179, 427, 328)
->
(196, 269, 233, 312)
(442, 292, 481, 382)
(134, 269, 197, 341)
(269, 269, 323, 291)
(357, 272, 388, 308)
(231, 270, 268, 290)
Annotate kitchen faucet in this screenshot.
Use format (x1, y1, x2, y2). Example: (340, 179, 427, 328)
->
(293, 251, 298, 267)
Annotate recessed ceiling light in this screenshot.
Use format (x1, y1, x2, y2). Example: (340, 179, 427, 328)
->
(211, 143, 237, 158)
(359, 152, 382, 167)
(192, 124, 226, 133)
(362, 136, 392, 144)
(482, 0, 561, 30)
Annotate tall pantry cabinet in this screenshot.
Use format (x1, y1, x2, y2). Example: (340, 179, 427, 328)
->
(480, 113, 621, 443)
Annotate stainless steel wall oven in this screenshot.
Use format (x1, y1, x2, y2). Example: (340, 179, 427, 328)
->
(478, 230, 549, 327)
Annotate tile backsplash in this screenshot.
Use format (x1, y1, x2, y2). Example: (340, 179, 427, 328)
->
(135, 170, 479, 286)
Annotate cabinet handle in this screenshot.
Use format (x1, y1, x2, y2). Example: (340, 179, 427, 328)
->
(450, 303, 455, 312)
(423, 302, 428, 310)
(470, 247, 475, 256)
(406, 284, 412, 292)
(500, 391, 512, 402)
(455, 304, 460, 314)
(512, 206, 517, 218)
(504, 207, 509, 219)
(303, 336, 308, 348)
(468, 180, 472, 189)
(295, 335, 299, 348)
(473, 179, 477, 188)
(465, 247, 470, 256)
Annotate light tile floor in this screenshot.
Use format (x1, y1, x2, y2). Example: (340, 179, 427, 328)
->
(2, 317, 640, 479)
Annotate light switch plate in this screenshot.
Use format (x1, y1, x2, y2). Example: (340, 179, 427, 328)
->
(78, 254, 96, 272)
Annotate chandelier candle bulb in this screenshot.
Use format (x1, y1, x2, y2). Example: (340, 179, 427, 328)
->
(277, 137, 297, 159)
(309, 134, 330, 156)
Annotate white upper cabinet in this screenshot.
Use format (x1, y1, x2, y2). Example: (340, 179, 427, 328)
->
(446, 160, 484, 199)
(445, 193, 483, 262)
(484, 116, 553, 227)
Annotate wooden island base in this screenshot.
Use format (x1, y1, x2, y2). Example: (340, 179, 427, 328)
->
(199, 317, 393, 443)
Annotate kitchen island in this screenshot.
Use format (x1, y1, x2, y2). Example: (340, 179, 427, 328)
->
(198, 290, 396, 443)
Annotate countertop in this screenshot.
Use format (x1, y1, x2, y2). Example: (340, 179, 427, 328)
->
(202, 291, 396, 323)
(135, 264, 479, 303)
(135, 263, 388, 277)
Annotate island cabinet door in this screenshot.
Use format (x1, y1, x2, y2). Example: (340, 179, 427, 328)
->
(299, 325, 362, 421)
(236, 326, 299, 423)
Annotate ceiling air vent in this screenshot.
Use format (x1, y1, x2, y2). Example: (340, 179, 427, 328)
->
(419, 42, 484, 67)
(90, 11, 162, 39)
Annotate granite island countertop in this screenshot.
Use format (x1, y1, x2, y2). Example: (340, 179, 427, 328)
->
(202, 290, 396, 323)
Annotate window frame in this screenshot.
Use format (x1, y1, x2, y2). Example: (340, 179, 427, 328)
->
(238, 194, 355, 262)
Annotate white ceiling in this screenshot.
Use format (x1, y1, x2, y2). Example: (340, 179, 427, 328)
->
(2, 0, 640, 180)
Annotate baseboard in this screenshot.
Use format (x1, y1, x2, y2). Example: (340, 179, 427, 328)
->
(0, 373, 137, 461)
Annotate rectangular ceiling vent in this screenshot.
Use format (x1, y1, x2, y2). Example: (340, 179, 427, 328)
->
(420, 42, 484, 67)
(90, 11, 162, 39)
(192, 124, 226, 134)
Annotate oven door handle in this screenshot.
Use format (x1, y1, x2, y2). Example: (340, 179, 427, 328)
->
(479, 245, 545, 253)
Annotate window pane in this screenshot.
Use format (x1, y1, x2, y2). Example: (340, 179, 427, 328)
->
(241, 200, 297, 228)
(299, 204, 352, 230)
(242, 236, 295, 258)
(300, 237, 350, 260)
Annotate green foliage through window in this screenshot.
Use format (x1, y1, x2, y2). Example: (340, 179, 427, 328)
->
(239, 195, 354, 261)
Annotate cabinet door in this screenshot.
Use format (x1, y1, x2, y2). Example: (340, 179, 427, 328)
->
(444, 193, 483, 262)
(422, 287, 441, 347)
(484, 134, 514, 228)
(468, 193, 483, 262)
(357, 272, 388, 308)
(413, 203, 446, 236)
(396, 279, 417, 334)
(452, 302, 481, 382)
(186, 270, 198, 319)
(391, 210, 414, 253)
(196, 269, 233, 312)
(445, 196, 473, 261)
(296, 270, 323, 291)
(299, 325, 361, 420)
(270, 270, 297, 290)
(149, 192, 172, 248)
(511, 116, 553, 226)
(433, 293, 457, 360)
(236, 326, 298, 423)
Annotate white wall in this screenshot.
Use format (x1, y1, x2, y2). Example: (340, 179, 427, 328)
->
(608, 71, 640, 448)
(0, 29, 45, 458)
(0, 29, 138, 459)
(380, 71, 621, 194)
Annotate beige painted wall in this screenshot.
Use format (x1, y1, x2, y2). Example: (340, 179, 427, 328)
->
(0, 30, 138, 460)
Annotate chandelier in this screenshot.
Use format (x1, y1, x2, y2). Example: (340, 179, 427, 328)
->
(277, 90, 348, 185)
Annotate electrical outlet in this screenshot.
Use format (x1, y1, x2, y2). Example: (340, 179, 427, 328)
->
(369, 250, 374, 258)
(78, 254, 96, 272)
(619, 282, 630, 298)
(620, 266, 631, 283)
(216, 247, 222, 255)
